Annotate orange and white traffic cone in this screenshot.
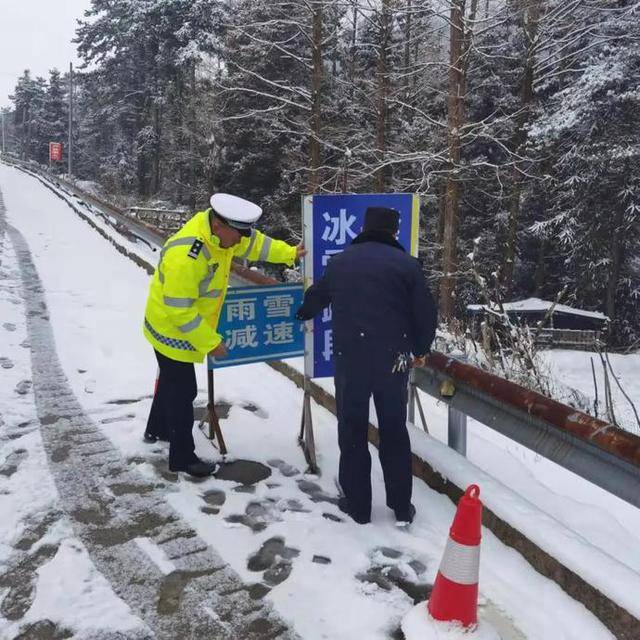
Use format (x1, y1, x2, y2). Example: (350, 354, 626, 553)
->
(427, 484, 483, 628)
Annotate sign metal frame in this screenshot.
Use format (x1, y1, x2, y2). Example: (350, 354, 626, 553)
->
(302, 193, 420, 379)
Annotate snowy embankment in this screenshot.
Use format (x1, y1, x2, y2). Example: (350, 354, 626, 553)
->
(0, 162, 634, 639)
(541, 349, 640, 436)
(16, 165, 161, 267)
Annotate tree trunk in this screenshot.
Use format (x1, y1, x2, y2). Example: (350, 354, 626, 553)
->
(149, 36, 162, 196)
(606, 204, 625, 334)
(309, 1, 323, 193)
(151, 102, 161, 194)
(534, 239, 546, 295)
(21, 106, 28, 161)
(439, 0, 465, 320)
(349, 1, 358, 98)
(437, 183, 446, 246)
(189, 62, 197, 210)
(404, 0, 412, 99)
(174, 75, 185, 204)
(375, 0, 392, 192)
(501, 0, 541, 294)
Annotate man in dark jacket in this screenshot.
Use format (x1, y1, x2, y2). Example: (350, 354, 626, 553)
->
(296, 206, 437, 524)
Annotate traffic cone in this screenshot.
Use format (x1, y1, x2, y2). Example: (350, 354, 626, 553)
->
(427, 484, 482, 628)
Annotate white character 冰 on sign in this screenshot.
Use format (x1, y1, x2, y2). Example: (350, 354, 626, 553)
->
(321, 209, 357, 246)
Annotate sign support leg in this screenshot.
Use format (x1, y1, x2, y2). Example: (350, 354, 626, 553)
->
(408, 371, 416, 424)
(408, 369, 429, 433)
(298, 375, 319, 474)
(299, 395, 306, 442)
(207, 368, 228, 456)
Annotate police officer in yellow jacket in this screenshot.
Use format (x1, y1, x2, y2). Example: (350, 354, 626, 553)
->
(143, 193, 305, 477)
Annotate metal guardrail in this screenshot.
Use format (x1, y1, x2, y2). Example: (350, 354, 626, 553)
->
(414, 353, 640, 509)
(126, 207, 189, 234)
(128, 206, 187, 215)
(1, 159, 268, 292)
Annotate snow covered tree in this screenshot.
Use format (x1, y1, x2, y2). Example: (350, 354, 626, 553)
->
(216, 0, 352, 236)
(40, 69, 69, 167)
(5, 0, 635, 345)
(75, 0, 224, 199)
(9, 70, 46, 162)
(528, 0, 640, 344)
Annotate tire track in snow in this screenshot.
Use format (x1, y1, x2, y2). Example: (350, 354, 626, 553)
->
(0, 186, 297, 640)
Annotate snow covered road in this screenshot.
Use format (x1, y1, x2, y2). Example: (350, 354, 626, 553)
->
(0, 171, 294, 639)
(0, 163, 626, 639)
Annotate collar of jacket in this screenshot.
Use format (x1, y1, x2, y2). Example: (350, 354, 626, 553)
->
(193, 209, 224, 251)
(351, 229, 406, 252)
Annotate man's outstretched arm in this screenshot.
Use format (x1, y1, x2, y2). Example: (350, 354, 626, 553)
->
(296, 274, 331, 321)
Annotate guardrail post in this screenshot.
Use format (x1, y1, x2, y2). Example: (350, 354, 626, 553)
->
(448, 406, 467, 456)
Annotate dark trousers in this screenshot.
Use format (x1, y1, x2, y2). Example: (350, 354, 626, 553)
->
(334, 343, 412, 522)
(145, 349, 198, 469)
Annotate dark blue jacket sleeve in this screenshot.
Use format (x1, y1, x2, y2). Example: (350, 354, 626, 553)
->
(295, 273, 331, 320)
(411, 261, 438, 356)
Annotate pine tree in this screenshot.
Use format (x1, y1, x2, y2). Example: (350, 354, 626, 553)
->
(9, 70, 46, 162)
(528, 0, 640, 343)
(75, 0, 224, 199)
(41, 69, 68, 168)
(7, 0, 636, 345)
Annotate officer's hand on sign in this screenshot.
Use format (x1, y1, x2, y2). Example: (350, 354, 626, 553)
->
(413, 354, 428, 368)
(209, 342, 228, 359)
(296, 243, 307, 260)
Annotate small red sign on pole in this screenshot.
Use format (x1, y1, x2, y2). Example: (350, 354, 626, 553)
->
(49, 142, 63, 162)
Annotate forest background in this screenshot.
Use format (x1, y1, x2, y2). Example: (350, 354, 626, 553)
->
(2, 0, 639, 346)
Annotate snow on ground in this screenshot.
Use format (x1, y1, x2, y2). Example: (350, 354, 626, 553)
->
(0, 162, 629, 639)
(402, 604, 500, 640)
(26, 168, 162, 267)
(0, 219, 149, 638)
(541, 349, 640, 436)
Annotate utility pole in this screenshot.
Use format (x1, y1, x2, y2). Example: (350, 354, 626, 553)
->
(1, 109, 5, 155)
(68, 62, 74, 178)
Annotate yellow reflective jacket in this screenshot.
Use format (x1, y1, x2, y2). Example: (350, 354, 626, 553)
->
(143, 209, 297, 363)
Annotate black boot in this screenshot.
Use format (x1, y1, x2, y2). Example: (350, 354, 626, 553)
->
(338, 497, 371, 525)
(169, 458, 218, 478)
(143, 430, 170, 443)
(394, 503, 416, 524)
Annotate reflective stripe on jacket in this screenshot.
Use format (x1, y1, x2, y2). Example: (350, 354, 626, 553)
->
(143, 209, 297, 363)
